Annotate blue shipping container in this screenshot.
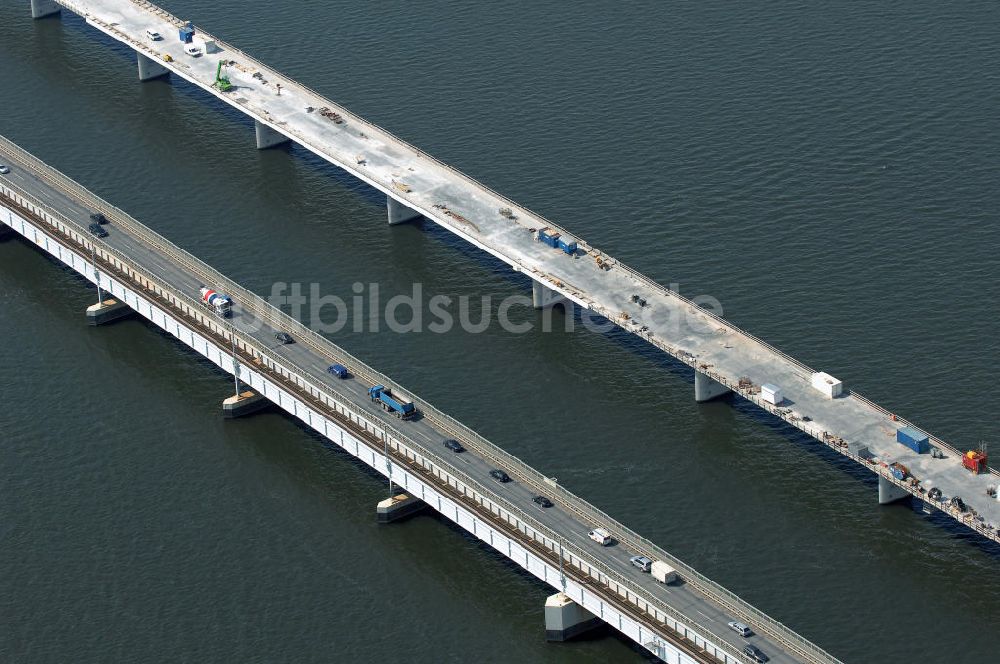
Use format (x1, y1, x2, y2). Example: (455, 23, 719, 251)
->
(896, 426, 929, 454)
(558, 236, 578, 254)
(537, 227, 560, 248)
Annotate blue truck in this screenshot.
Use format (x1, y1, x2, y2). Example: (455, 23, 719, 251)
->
(368, 385, 416, 419)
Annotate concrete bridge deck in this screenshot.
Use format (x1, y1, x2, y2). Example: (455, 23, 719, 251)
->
(28, 0, 1000, 544)
(0, 136, 839, 664)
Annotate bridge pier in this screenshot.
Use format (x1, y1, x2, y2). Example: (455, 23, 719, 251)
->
(532, 280, 566, 309)
(387, 196, 422, 225)
(694, 370, 731, 402)
(544, 592, 601, 642)
(878, 475, 910, 505)
(254, 120, 290, 149)
(222, 390, 269, 418)
(136, 52, 169, 81)
(86, 299, 131, 326)
(30, 0, 61, 19)
(376, 493, 427, 523)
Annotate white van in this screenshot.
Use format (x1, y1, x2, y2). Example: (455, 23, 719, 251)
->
(184, 44, 202, 57)
(145, 29, 162, 41)
(588, 528, 612, 546)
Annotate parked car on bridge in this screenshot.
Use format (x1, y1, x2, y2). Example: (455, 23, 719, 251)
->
(0, 165, 10, 175)
(489, 469, 510, 483)
(629, 555, 652, 572)
(89, 212, 108, 225)
(532, 495, 553, 508)
(88, 222, 108, 238)
(443, 439, 465, 453)
(184, 44, 201, 57)
(145, 29, 162, 41)
(728, 621, 753, 638)
(275, 332, 293, 344)
(743, 644, 768, 662)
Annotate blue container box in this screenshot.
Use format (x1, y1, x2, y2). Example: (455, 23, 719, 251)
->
(537, 227, 560, 248)
(896, 426, 929, 454)
(558, 236, 578, 254)
(179, 23, 195, 43)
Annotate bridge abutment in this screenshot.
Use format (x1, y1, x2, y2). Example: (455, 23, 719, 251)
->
(376, 493, 427, 523)
(544, 592, 601, 642)
(254, 120, 290, 149)
(86, 298, 131, 326)
(878, 475, 910, 505)
(137, 52, 169, 81)
(694, 371, 731, 402)
(31, 0, 60, 19)
(532, 280, 566, 309)
(222, 390, 269, 418)
(386, 196, 422, 225)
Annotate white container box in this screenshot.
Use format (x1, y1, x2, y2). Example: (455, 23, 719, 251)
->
(651, 560, 678, 584)
(811, 372, 843, 398)
(194, 37, 218, 54)
(760, 383, 783, 405)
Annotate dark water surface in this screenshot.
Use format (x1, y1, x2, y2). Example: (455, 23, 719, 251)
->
(2, 1, 998, 662)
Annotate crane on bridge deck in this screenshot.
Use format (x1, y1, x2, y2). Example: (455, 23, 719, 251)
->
(213, 60, 233, 93)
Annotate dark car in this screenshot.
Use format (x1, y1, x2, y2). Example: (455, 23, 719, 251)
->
(327, 363, 349, 379)
(443, 439, 465, 453)
(275, 332, 294, 344)
(743, 645, 768, 663)
(490, 469, 511, 483)
(90, 212, 108, 225)
(533, 495, 553, 508)
(88, 222, 108, 238)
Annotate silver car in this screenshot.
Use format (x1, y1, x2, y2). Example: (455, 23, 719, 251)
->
(629, 555, 652, 572)
(0, 165, 10, 174)
(727, 621, 753, 637)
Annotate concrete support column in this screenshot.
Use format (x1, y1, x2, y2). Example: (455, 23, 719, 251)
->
(386, 196, 421, 225)
(255, 120, 290, 149)
(878, 475, 910, 505)
(31, 0, 61, 19)
(222, 390, 269, 418)
(532, 280, 566, 309)
(694, 371, 731, 402)
(376, 494, 426, 523)
(86, 299, 131, 326)
(544, 592, 601, 642)
(137, 52, 169, 81)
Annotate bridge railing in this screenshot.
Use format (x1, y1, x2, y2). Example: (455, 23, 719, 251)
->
(0, 135, 840, 663)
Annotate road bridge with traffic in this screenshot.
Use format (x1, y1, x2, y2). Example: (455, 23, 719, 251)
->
(0, 136, 840, 664)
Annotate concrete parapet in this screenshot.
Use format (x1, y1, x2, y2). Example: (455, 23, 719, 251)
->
(544, 592, 601, 642)
(255, 120, 290, 149)
(386, 196, 422, 225)
(532, 280, 566, 309)
(878, 475, 910, 505)
(137, 52, 169, 81)
(31, 0, 61, 19)
(376, 493, 426, 523)
(222, 390, 269, 418)
(86, 298, 131, 326)
(694, 371, 731, 402)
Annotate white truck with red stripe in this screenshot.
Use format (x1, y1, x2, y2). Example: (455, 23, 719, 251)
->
(199, 287, 233, 318)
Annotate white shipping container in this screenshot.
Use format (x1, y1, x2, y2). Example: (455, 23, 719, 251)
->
(651, 560, 678, 584)
(811, 372, 843, 398)
(195, 37, 218, 54)
(760, 383, 782, 405)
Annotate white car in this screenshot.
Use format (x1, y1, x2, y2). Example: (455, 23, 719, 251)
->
(145, 29, 162, 41)
(184, 45, 201, 57)
(0, 165, 10, 175)
(727, 621, 753, 638)
(588, 528, 612, 546)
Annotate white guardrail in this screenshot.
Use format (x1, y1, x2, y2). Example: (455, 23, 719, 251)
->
(0, 134, 840, 663)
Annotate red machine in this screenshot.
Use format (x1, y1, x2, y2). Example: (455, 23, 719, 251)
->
(962, 450, 988, 474)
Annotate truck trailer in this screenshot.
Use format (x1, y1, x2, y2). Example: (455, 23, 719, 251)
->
(368, 385, 416, 419)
